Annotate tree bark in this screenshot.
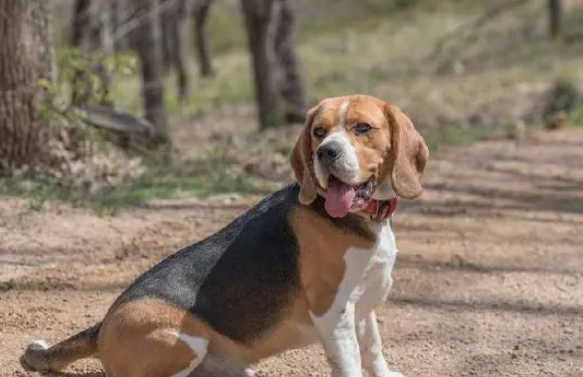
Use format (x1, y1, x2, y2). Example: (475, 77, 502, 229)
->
(160, 0, 190, 102)
(548, 0, 562, 39)
(111, 0, 131, 51)
(33, 0, 55, 86)
(160, 0, 174, 73)
(272, 0, 307, 123)
(132, 0, 170, 144)
(240, 0, 281, 129)
(70, 0, 92, 105)
(97, 1, 115, 105)
(0, 0, 47, 176)
(70, 0, 92, 47)
(70, 0, 114, 106)
(193, 0, 214, 77)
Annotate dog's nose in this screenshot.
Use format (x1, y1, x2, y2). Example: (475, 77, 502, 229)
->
(316, 142, 342, 163)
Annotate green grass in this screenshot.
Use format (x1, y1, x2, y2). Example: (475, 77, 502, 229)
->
(0, 142, 269, 214)
(423, 126, 492, 152)
(566, 105, 583, 127)
(0, 167, 263, 215)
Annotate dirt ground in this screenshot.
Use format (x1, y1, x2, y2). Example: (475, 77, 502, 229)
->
(1, 128, 583, 377)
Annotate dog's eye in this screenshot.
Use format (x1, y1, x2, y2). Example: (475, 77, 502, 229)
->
(313, 127, 327, 139)
(355, 123, 372, 135)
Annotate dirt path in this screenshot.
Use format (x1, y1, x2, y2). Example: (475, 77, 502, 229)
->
(1, 129, 583, 377)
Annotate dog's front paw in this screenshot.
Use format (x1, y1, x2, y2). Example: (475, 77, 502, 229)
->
(372, 370, 405, 377)
(371, 366, 406, 377)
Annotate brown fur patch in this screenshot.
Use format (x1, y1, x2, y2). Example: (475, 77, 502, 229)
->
(290, 205, 376, 316)
(98, 299, 210, 377)
(384, 103, 429, 199)
(98, 298, 322, 377)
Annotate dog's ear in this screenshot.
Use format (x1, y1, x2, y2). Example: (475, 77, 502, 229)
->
(384, 103, 429, 199)
(290, 105, 321, 205)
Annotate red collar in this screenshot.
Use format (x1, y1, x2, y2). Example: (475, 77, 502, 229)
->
(361, 197, 400, 222)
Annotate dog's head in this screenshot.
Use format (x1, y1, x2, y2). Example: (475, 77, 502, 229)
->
(290, 94, 429, 218)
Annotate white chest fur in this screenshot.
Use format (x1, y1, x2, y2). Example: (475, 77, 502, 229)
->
(352, 224, 397, 320)
(311, 222, 398, 329)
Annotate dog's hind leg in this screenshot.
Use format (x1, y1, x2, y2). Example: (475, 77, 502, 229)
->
(21, 323, 101, 372)
(99, 323, 211, 377)
(97, 299, 220, 377)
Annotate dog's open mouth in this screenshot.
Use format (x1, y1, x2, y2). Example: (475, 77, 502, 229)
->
(324, 176, 375, 218)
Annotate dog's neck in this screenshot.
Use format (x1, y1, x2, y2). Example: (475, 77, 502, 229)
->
(307, 194, 397, 242)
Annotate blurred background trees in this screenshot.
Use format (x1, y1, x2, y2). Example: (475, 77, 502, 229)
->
(548, 0, 563, 39)
(0, 0, 581, 207)
(0, 0, 53, 176)
(0, 0, 308, 182)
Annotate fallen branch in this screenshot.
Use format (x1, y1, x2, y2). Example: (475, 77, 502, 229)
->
(71, 104, 154, 135)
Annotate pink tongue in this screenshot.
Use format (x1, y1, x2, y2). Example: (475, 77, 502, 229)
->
(325, 181, 356, 218)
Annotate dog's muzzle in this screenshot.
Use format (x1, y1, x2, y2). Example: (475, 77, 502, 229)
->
(316, 142, 343, 166)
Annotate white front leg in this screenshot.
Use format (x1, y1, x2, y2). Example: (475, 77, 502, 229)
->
(357, 312, 404, 377)
(312, 303, 363, 377)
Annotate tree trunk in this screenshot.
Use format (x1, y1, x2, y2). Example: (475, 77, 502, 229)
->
(240, 0, 281, 129)
(272, 0, 307, 123)
(193, 0, 214, 77)
(111, 0, 131, 51)
(33, 0, 55, 86)
(132, 0, 170, 144)
(70, 0, 92, 105)
(548, 0, 562, 39)
(161, 0, 190, 102)
(71, 0, 92, 47)
(160, 0, 173, 73)
(70, 0, 114, 106)
(96, 1, 115, 105)
(0, 0, 47, 176)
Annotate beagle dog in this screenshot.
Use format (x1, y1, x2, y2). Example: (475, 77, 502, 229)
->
(22, 94, 429, 377)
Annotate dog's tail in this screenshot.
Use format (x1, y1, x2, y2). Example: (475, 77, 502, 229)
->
(21, 322, 101, 372)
